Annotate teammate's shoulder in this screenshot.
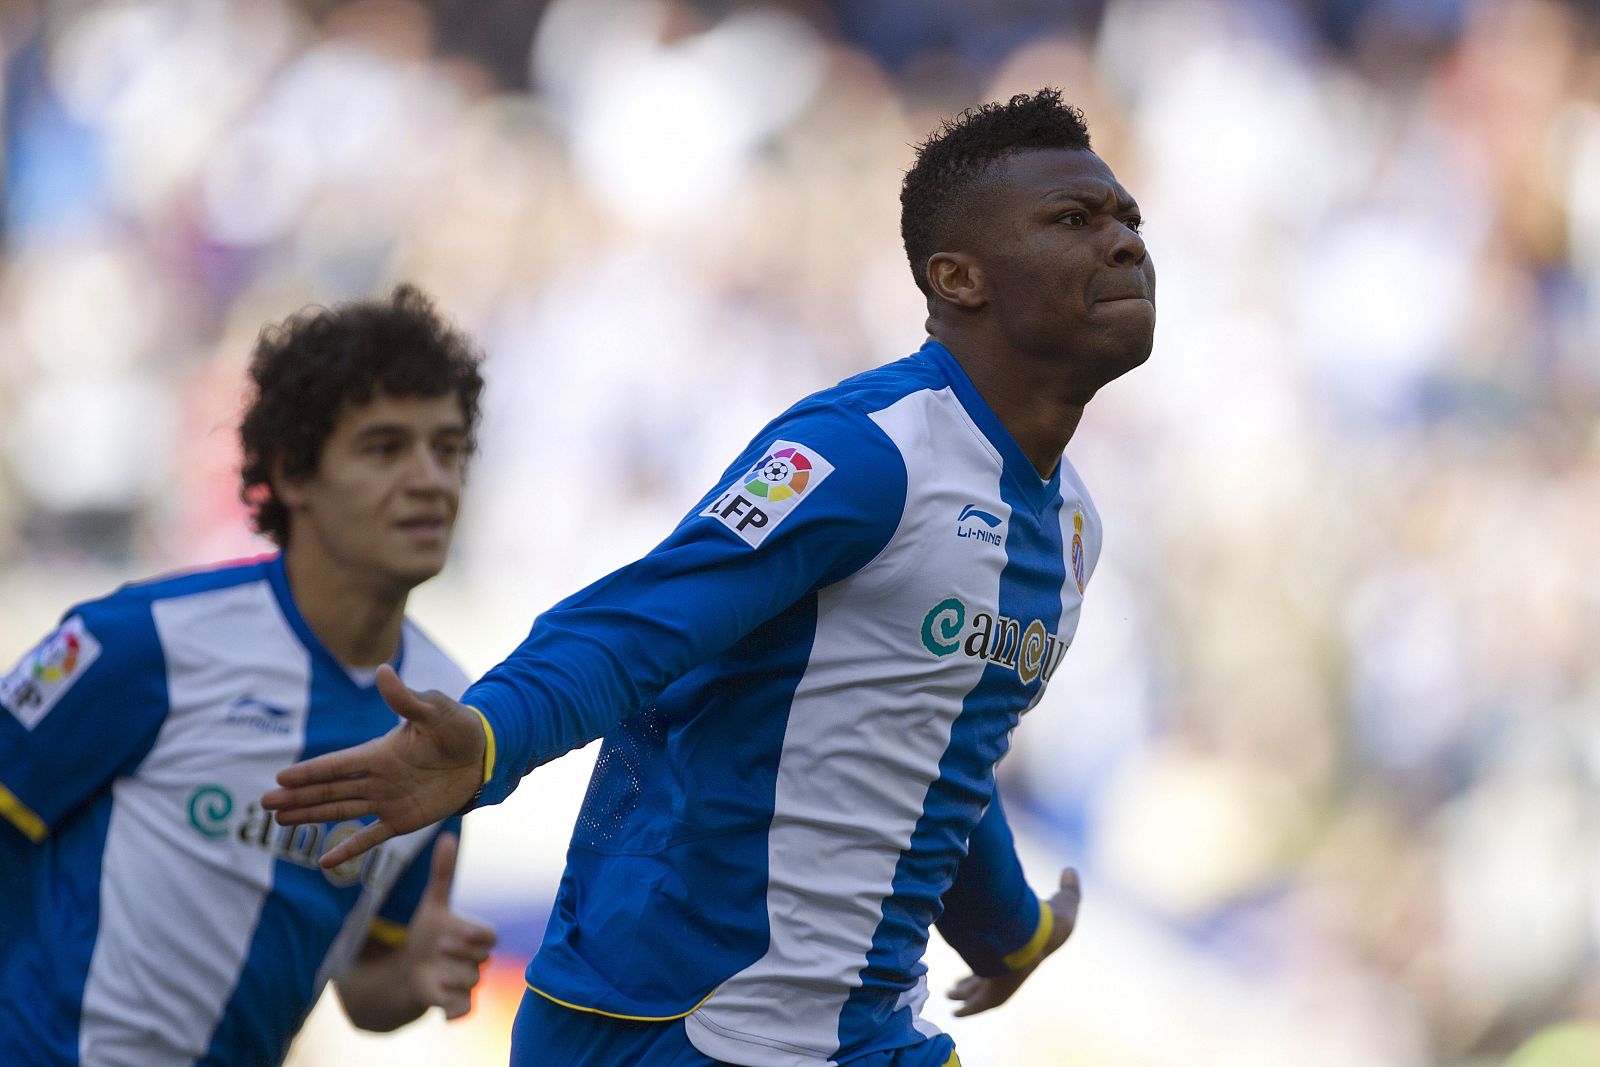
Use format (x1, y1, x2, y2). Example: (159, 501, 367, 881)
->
(398, 618, 472, 699)
(70, 555, 280, 629)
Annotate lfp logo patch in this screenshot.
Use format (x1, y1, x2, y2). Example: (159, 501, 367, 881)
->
(1, 615, 103, 730)
(703, 440, 835, 547)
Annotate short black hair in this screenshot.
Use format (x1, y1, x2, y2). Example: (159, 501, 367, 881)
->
(901, 88, 1093, 297)
(239, 285, 486, 546)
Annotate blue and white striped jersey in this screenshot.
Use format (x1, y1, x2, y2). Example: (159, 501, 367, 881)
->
(466, 339, 1102, 1066)
(0, 555, 467, 1067)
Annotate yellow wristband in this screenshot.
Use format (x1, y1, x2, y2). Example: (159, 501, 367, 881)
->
(1002, 900, 1054, 971)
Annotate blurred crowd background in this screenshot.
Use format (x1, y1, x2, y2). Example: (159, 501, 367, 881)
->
(2, 0, 1598, 1064)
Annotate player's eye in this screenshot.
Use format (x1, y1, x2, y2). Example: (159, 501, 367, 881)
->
(1058, 211, 1087, 227)
(1122, 215, 1144, 233)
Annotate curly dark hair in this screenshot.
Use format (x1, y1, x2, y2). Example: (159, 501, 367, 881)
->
(901, 88, 1093, 298)
(239, 284, 486, 546)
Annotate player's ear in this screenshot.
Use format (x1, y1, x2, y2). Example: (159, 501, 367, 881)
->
(927, 252, 987, 310)
(272, 458, 309, 510)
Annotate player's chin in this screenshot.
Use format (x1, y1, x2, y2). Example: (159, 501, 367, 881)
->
(384, 547, 449, 587)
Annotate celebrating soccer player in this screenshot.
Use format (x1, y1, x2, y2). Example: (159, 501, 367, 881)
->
(265, 89, 1154, 1067)
(0, 287, 498, 1065)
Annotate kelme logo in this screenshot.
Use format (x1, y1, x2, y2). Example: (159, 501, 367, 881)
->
(919, 597, 1069, 686)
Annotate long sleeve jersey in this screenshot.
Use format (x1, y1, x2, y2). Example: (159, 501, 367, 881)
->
(0, 556, 466, 1066)
(465, 340, 1102, 1066)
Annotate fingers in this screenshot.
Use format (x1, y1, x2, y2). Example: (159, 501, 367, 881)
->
(442, 991, 473, 1021)
(948, 975, 1009, 1018)
(318, 818, 397, 869)
(422, 832, 459, 908)
(439, 917, 497, 959)
(1048, 867, 1083, 944)
(269, 739, 381, 791)
(265, 800, 378, 826)
(259, 777, 374, 824)
(376, 664, 448, 725)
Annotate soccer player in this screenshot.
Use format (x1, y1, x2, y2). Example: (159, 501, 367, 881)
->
(0, 286, 498, 1066)
(265, 88, 1155, 1067)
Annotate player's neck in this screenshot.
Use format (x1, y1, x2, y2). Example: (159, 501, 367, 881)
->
(936, 334, 1088, 479)
(282, 546, 410, 668)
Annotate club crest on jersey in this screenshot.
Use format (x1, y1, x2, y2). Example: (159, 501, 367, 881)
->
(1, 615, 102, 730)
(920, 597, 1068, 686)
(703, 441, 835, 548)
(1070, 510, 1087, 593)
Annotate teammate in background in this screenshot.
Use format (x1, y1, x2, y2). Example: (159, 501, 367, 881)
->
(0, 286, 498, 1066)
(266, 88, 1154, 1067)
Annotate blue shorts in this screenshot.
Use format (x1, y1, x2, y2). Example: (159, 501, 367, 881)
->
(509, 987, 961, 1067)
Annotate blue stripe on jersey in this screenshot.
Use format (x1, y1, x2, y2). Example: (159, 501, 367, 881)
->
(264, 559, 407, 679)
(835, 459, 1067, 1057)
(0, 627, 169, 1066)
(6, 794, 116, 1064)
(525, 593, 822, 1016)
(200, 612, 428, 1064)
(199, 646, 330, 1066)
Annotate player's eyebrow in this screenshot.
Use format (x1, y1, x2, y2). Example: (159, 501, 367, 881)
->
(1040, 184, 1140, 215)
(351, 421, 466, 441)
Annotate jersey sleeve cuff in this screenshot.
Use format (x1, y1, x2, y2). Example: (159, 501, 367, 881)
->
(1001, 899, 1053, 971)
(367, 917, 408, 948)
(468, 705, 495, 786)
(0, 779, 46, 843)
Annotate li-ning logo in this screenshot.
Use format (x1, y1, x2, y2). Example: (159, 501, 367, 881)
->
(184, 784, 404, 889)
(920, 597, 1068, 686)
(956, 504, 1004, 546)
(224, 696, 293, 735)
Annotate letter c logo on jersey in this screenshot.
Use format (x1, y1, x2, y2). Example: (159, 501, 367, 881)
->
(921, 598, 966, 656)
(188, 784, 235, 838)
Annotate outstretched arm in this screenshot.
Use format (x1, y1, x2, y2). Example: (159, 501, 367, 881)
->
(946, 868, 1080, 1016)
(334, 832, 497, 1030)
(261, 667, 487, 869)
(937, 788, 1082, 1016)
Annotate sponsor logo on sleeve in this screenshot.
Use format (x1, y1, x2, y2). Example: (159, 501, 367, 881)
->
(701, 441, 835, 548)
(1, 615, 103, 730)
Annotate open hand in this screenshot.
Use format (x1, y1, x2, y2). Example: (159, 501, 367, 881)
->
(261, 664, 486, 869)
(947, 868, 1081, 1017)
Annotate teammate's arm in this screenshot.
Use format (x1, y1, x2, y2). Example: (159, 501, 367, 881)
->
(937, 787, 1082, 1016)
(334, 832, 496, 1030)
(0, 605, 168, 846)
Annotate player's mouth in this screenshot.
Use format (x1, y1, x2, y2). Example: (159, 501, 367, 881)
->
(396, 516, 450, 544)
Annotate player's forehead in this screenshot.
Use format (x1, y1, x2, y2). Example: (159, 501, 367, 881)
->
(991, 147, 1137, 212)
(333, 391, 467, 439)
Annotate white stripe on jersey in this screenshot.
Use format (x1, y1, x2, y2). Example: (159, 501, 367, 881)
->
(81, 582, 311, 1066)
(686, 388, 1009, 1066)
